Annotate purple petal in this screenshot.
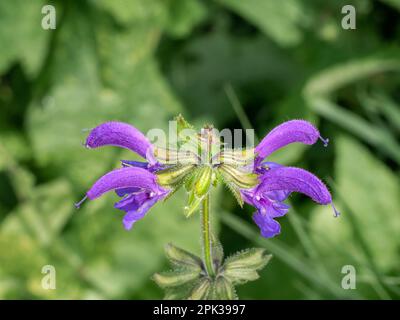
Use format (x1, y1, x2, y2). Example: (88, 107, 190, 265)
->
(121, 159, 164, 172)
(121, 160, 149, 169)
(259, 166, 332, 205)
(86, 167, 163, 200)
(118, 194, 163, 230)
(267, 202, 290, 217)
(115, 187, 141, 197)
(253, 211, 281, 238)
(255, 161, 283, 175)
(255, 120, 320, 161)
(85, 122, 152, 159)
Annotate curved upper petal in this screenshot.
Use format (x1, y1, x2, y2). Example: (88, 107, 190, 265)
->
(255, 120, 320, 161)
(259, 166, 332, 205)
(86, 167, 163, 200)
(85, 121, 152, 159)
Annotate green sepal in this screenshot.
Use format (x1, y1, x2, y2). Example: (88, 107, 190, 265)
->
(184, 190, 204, 217)
(153, 268, 201, 289)
(194, 165, 212, 197)
(187, 278, 212, 300)
(214, 148, 256, 167)
(217, 164, 259, 189)
(216, 169, 244, 207)
(164, 243, 203, 271)
(222, 248, 272, 285)
(156, 164, 196, 187)
(210, 276, 237, 300)
(153, 147, 199, 166)
(175, 114, 194, 133)
(164, 283, 194, 300)
(211, 232, 224, 269)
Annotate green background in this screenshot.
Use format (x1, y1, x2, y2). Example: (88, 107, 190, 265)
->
(0, 0, 399, 299)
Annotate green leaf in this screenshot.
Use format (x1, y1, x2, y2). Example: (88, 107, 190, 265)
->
(380, 0, 400, 11)
(307, 98, 400, 164)
(310, 135, 400, 273)
(164, 0, 207, 38)
(218, 0, 307, 46)
(304, 55, 400, 97)
(27, 4, 183, 189)
(68, 187, 201, 298)
(93, 0, 168, 26)
(0, 0, 50, 76)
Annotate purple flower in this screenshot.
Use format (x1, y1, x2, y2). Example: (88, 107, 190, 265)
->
(75, 122, 169, 230)
(76, 119, 338, 238)
(241, 120, 338, 238)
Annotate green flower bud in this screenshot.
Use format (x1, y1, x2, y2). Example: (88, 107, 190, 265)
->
(184, 191, 203, 217)
(164, 243, 202, 271)
(153, 147, 199, 165)
(156, 164, 196, 187)
(194, 165, 212, 197)
(176, 114, 194, 132)
(223, 248, 272, 285)
(153, 269, 201, 289)
(188, 278, 212, 300)
(217, 164, 259, 189)
(214, 148, 255, 166)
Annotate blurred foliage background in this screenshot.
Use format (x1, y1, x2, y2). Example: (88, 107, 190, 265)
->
(0, 0, 400, 299)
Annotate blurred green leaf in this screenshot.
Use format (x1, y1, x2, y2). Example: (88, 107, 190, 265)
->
(164, 0, 207, 38)
(0, 0, 50, 76)
(304, 55, 400, 97)
(27, 3, 182, 189)
(310, 136, 400, 273)
(218, 0, 307, 46)
(93, 0, 168, 26)
(67, 188, 201, 298)
(381, 0, 400, 11)
(307, 98, 400, 164)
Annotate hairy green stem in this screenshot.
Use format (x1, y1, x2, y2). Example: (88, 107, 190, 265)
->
(201, 194, 215, 277)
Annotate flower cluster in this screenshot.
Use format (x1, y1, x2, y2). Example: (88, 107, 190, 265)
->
(76, 116, 338, 238)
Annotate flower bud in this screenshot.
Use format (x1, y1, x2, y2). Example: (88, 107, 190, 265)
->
(217, 164, 259, 189)
(194, 165, 212, 197)
(156, 164, 196, 187)
(214, 148, 255, 166)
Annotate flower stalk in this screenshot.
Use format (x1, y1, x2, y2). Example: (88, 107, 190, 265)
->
(201, 194, 215, 277)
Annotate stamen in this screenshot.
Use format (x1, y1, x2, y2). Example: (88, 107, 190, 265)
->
(319, 135, 329, 147)
(331, 202, 340, 217)
(74, 195, 88, 209)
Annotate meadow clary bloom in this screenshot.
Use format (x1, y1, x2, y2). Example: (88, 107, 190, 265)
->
(241, 120, 339, 238)
(75, 122, 169, 230)
(76, 118, 337, 239)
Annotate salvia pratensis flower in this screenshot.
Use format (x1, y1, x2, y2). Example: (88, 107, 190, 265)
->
(76, 117, 338, 239)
